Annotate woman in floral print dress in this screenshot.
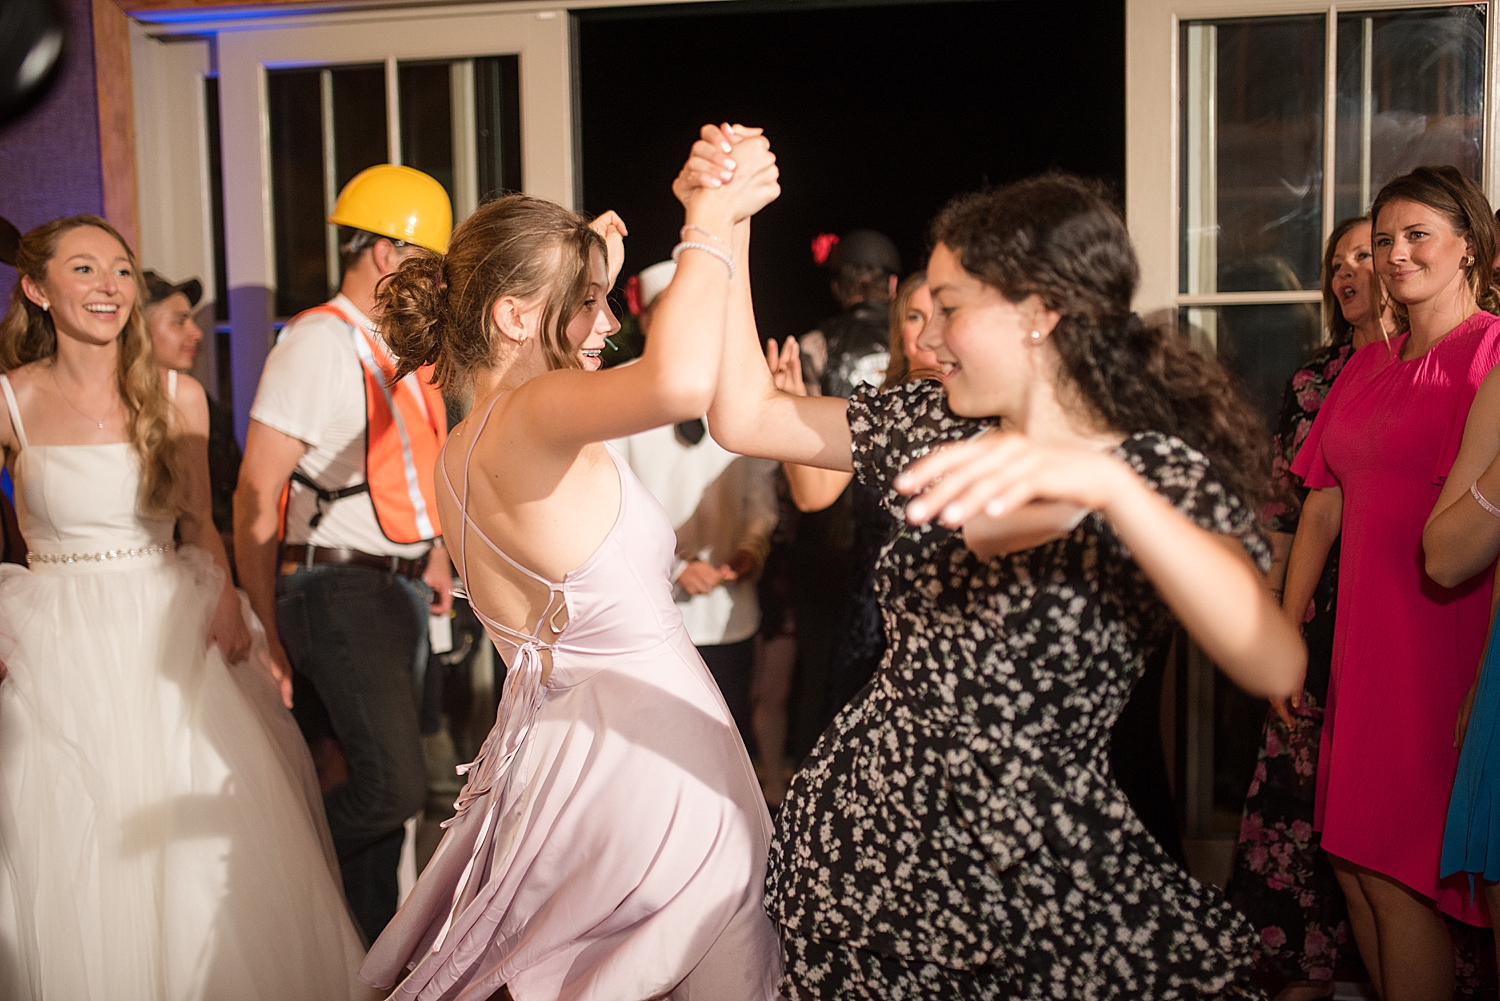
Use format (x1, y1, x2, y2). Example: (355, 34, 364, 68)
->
(1222, 216, 1380, 1000)
(706, 164, 1305, 999)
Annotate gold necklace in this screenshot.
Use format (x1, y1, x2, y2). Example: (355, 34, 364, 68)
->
(52, 367, 111, 430)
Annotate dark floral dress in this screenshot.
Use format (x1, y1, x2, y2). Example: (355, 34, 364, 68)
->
(765, 381, 1266, 999)
(1225, 344, 1494, 997)
(1223, 343, 1352, 992)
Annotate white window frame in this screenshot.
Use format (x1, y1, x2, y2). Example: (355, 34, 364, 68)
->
(131, 3, 576, 435)
(131, 29, 220, 394)
(1128, 0, 1500, 315)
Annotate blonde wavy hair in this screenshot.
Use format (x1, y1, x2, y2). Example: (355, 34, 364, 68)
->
(0, 215, 185, 516)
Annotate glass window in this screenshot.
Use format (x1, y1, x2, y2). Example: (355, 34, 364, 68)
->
(1334, 6, 1486, 222)
(265, 56, 521, 319)
(476, 55, 522, 199)
(1181, 303, 1322, 432)
(204, 76, 228, 327)
(268, 69, 327, 320)
(331, 66, 388, 194)
(399, 60, 456, 208)
(1180, 16, 1325, 296)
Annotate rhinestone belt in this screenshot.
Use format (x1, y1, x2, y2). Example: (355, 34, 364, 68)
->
(27, 542, 175, 566)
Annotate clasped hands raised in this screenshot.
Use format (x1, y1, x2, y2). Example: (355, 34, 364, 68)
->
(674, 122, 780, 220)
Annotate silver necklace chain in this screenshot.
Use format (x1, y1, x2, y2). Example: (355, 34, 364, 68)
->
(51, 367, 113, 430)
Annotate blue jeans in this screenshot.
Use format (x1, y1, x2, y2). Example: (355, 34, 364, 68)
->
(276, 563, 429, 943)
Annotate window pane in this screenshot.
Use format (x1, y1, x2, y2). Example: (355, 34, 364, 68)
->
(1182, 303, 1322, 432)
(1179, 17, 1325, 294)
(204, 76, 228, 328)
(268, 68, 327, 320)
(331, 65, 387, 193)
(1334, 7, 1485, 222)
(476, 55, 522, 199)
(330, 65, 389, 295)
(398, 61, 455, 208)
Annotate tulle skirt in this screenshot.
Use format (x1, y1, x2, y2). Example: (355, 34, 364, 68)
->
(0, 546, 372, 1000)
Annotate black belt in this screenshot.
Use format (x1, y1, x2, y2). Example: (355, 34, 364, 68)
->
(280, 544, 429, 580)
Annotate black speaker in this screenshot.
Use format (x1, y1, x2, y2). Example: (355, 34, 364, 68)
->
(0, 0, 67, 125)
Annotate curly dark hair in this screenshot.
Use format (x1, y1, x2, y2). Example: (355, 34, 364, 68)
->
(930, 174, 1269, 513)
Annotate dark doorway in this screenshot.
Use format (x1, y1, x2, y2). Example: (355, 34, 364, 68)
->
(576, 0, 1126, 342)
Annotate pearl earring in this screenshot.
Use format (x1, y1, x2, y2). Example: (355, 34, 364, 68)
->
(40, 303, 49, 312)
(1029, 330, 1041, 341)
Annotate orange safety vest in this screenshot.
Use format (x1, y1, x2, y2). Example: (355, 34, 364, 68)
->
(279, 303, 447, 545)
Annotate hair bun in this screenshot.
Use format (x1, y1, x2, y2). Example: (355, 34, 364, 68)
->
(376, 250, 451, 383)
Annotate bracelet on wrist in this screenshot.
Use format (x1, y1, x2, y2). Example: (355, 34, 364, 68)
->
(672, 241, 736, 278)
(1473, 481, 1500, 519)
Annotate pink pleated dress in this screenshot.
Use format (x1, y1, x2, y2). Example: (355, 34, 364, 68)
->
(360, 395, 782, 1000)
(1292, 313, 1500, 925)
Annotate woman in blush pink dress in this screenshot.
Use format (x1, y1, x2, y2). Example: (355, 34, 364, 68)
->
(358, 128, 783, 1001)
(1282, 165, 1500, 1000)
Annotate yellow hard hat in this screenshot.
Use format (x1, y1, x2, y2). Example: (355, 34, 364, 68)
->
(328, 164, 453, 254)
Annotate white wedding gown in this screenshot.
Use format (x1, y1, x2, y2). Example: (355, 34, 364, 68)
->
(0, 374, 371, 1000)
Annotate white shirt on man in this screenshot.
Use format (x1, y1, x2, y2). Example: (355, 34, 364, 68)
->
(249, 293, 431, 560)
(611, 424, 778, 647)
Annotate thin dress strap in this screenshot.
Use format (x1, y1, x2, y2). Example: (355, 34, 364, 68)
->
(0, 375, 27, 451)
(440, 393, 568, 646)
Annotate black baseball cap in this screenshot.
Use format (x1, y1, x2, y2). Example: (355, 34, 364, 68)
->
(826, 229, 901, 276)
(143, 270, 203, 308)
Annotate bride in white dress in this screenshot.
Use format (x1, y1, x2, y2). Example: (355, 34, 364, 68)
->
(0, 215, 371, 1000)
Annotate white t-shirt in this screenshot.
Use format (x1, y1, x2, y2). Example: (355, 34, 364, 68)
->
(611, 423, 778, 646)
(249, 294, 432, 559)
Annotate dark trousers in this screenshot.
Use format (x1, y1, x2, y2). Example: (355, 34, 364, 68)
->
(277, 563, 429, 944)
(698, 637, 755, 751)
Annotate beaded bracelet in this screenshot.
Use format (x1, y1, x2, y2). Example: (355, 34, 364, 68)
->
(1472, 481, 1500, 519)
(672, 240, 736, 278)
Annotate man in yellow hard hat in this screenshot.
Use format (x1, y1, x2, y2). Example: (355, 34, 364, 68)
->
(234, 164, 453, 942)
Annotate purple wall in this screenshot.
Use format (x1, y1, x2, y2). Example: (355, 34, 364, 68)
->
(0, 0, 104, 303)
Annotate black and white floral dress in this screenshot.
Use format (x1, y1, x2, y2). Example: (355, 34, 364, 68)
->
(765, 381, 1266, 999)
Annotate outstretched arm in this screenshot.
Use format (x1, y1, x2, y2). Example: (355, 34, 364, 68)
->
(896, 433, 1305, 702)
(706, 215, 853, 470)
(1425, 365, 1500, 587)
(764, 336, 854, 509)
(508, 127, 780, 450)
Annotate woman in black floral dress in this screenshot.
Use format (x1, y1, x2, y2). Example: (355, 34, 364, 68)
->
(703, 161, 1304, 998)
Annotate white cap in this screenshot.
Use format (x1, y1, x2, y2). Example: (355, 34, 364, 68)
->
(637, 260, 676, 310)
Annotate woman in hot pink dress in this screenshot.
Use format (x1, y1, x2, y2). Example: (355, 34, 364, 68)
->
(1284, 165, 1500, 999)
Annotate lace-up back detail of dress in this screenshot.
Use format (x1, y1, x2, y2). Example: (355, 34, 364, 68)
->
(367, 391, 782, 1001)
(434, 393, 689, 820)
